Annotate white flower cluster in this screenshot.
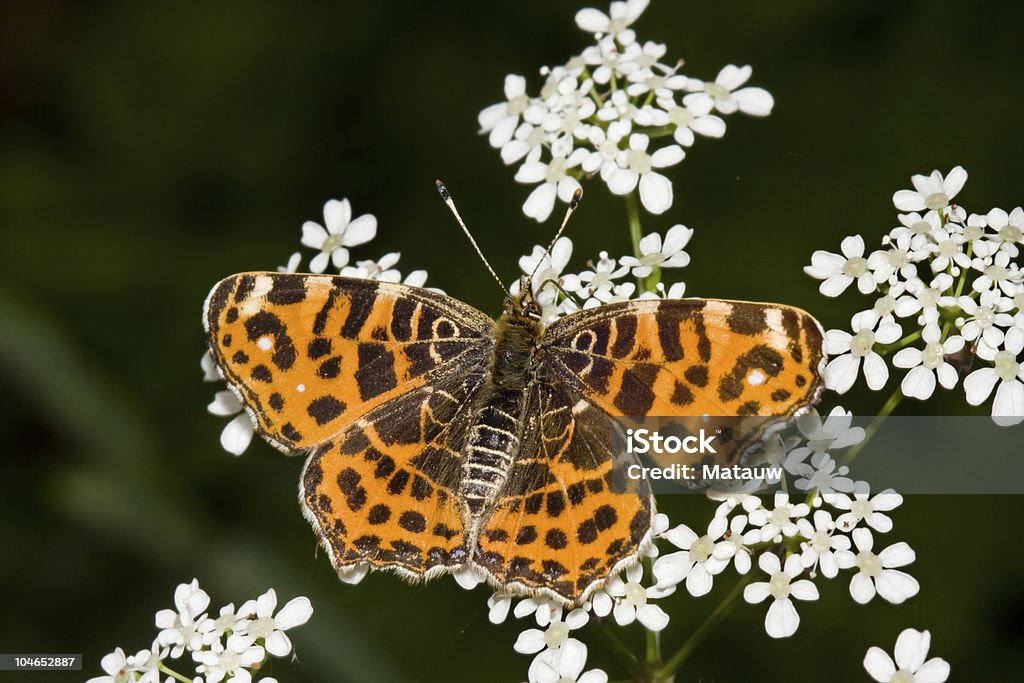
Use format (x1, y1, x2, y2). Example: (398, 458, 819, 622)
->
(657, 483, 914, 640)
(468, 426, 923, 682)
(202, 198, 433, 456)
(478, 0, 773, 221)
(511, 224, 692, 324)
(88, 579, 313, 683)
(806, 166, 1024, 424)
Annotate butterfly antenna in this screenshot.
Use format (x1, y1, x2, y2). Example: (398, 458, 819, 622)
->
(528, 187, 583, 284)
(434, 179, 510, 297)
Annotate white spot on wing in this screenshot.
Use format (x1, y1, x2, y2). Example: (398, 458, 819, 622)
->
(704, 300, 732, 317)
(239, 275, 274, 315)
(572, 399, 589, 415)
(765, 308, 789, 350)
(748, 370, 766, 386)
(257, 337, 273, 351)
(296, 383, 306, 393)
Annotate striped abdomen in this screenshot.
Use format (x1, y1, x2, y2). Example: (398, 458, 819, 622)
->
(460, 389, 522, 515)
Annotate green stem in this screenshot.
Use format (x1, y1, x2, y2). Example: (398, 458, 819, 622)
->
(656, 576, 752, 680)
(644, 562, 662, 674)
(158, 663, 194, 683)
(593, 618, 645, 679)
(838, 385, 904, 467)
(625, 193, 660, 293)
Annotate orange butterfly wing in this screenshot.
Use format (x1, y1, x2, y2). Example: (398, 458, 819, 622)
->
(204, 272, 494, 452)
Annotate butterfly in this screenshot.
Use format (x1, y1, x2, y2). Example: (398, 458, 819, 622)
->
(203, 268, 824, 605)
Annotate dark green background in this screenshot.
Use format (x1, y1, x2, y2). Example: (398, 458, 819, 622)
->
(1, 1, 1022, 681)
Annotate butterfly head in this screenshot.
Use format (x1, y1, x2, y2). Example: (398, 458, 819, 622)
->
(506, 275, 543, 322)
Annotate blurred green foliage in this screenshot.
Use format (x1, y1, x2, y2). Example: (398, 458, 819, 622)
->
(1, 1, 1022, 681)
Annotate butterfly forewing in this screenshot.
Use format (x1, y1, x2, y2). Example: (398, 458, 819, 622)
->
(544, 298, 824, 418)
(204, 273, 495, 451)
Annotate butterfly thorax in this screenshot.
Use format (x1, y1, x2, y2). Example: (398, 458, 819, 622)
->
(460, 287, 544, 518)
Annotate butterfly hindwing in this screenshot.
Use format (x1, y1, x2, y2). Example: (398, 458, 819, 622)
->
(473, 378, 654, 603)
(301, 370, 487, 577)
(204, 272, 495, 452)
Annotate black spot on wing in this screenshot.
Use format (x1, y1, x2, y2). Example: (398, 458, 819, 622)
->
(391, 297, 416, 341)
(727, 304, 768, 336)
(613, 364, 658, 415)
(307, 396, 346, 425)
(657, 311, 684, 361)
(355, 343, 398, 401)
(267, 277, 306, 305)
(341, 283, 378, 338)
(611, 315, 637, 358)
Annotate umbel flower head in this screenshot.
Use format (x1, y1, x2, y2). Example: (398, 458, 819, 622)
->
(478, 0, 773, 220)
(807, 165, 1024, 425)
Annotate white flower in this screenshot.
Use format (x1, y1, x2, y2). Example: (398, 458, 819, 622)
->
(957, 290, 1014, 348)
(892, 166, 967, 212)
(804, 235, 875, 297)
(618, 224, 693, 277)
(684, 64, 774, 116)
(515, 150, 587, 222)
(513, 597, 563, 627)
(653, 519, 730, 596)
(971, 250, 1020, 297)
(712, 514, 759, 574)
(301, 199, 377, 273)
(514, 237, 574, 305)
(340, 252, 402, 281)
(574, 0, 649, 40)
(869, 232, 918, 285)
(561, 251, 629, 297)
(828, 488, 903, 533)
(607, 133, 684, 214)
(893, 274, 954, 324)
(205, 603, 241, 645)
(207, 389, 254, 456)
(604, 564, 670, 631)
(87, 648, 160, 683)
(478, 74, 534, 149)
(893, 324, 965, 400)
(585, 281, 636, 307)
(791, 453, 855, 494)
(235, 589, 313, 657)
(964, 327, 1024, 426)
(785, 407, 865, 469)
(896, 210, 942, 241)
(155, 579, 213, 657)
(985, 206, 1024, 255)
(194, 639, 265, 683)
(823, 310, 903, 393)
(748, 492, 811, 542)
(797, 509, 851, 578)
(864, 629, 950, 683)
(277, 251, 301, 273)
(743, 553, 819, 638)
(925, 226, 971, 274)
(514, 609, 589, 654)
(840, 528, 919, 605)
(650, 96, 726, 147)
(580, 122, 629, 181)
(528, 639, 607, 683)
